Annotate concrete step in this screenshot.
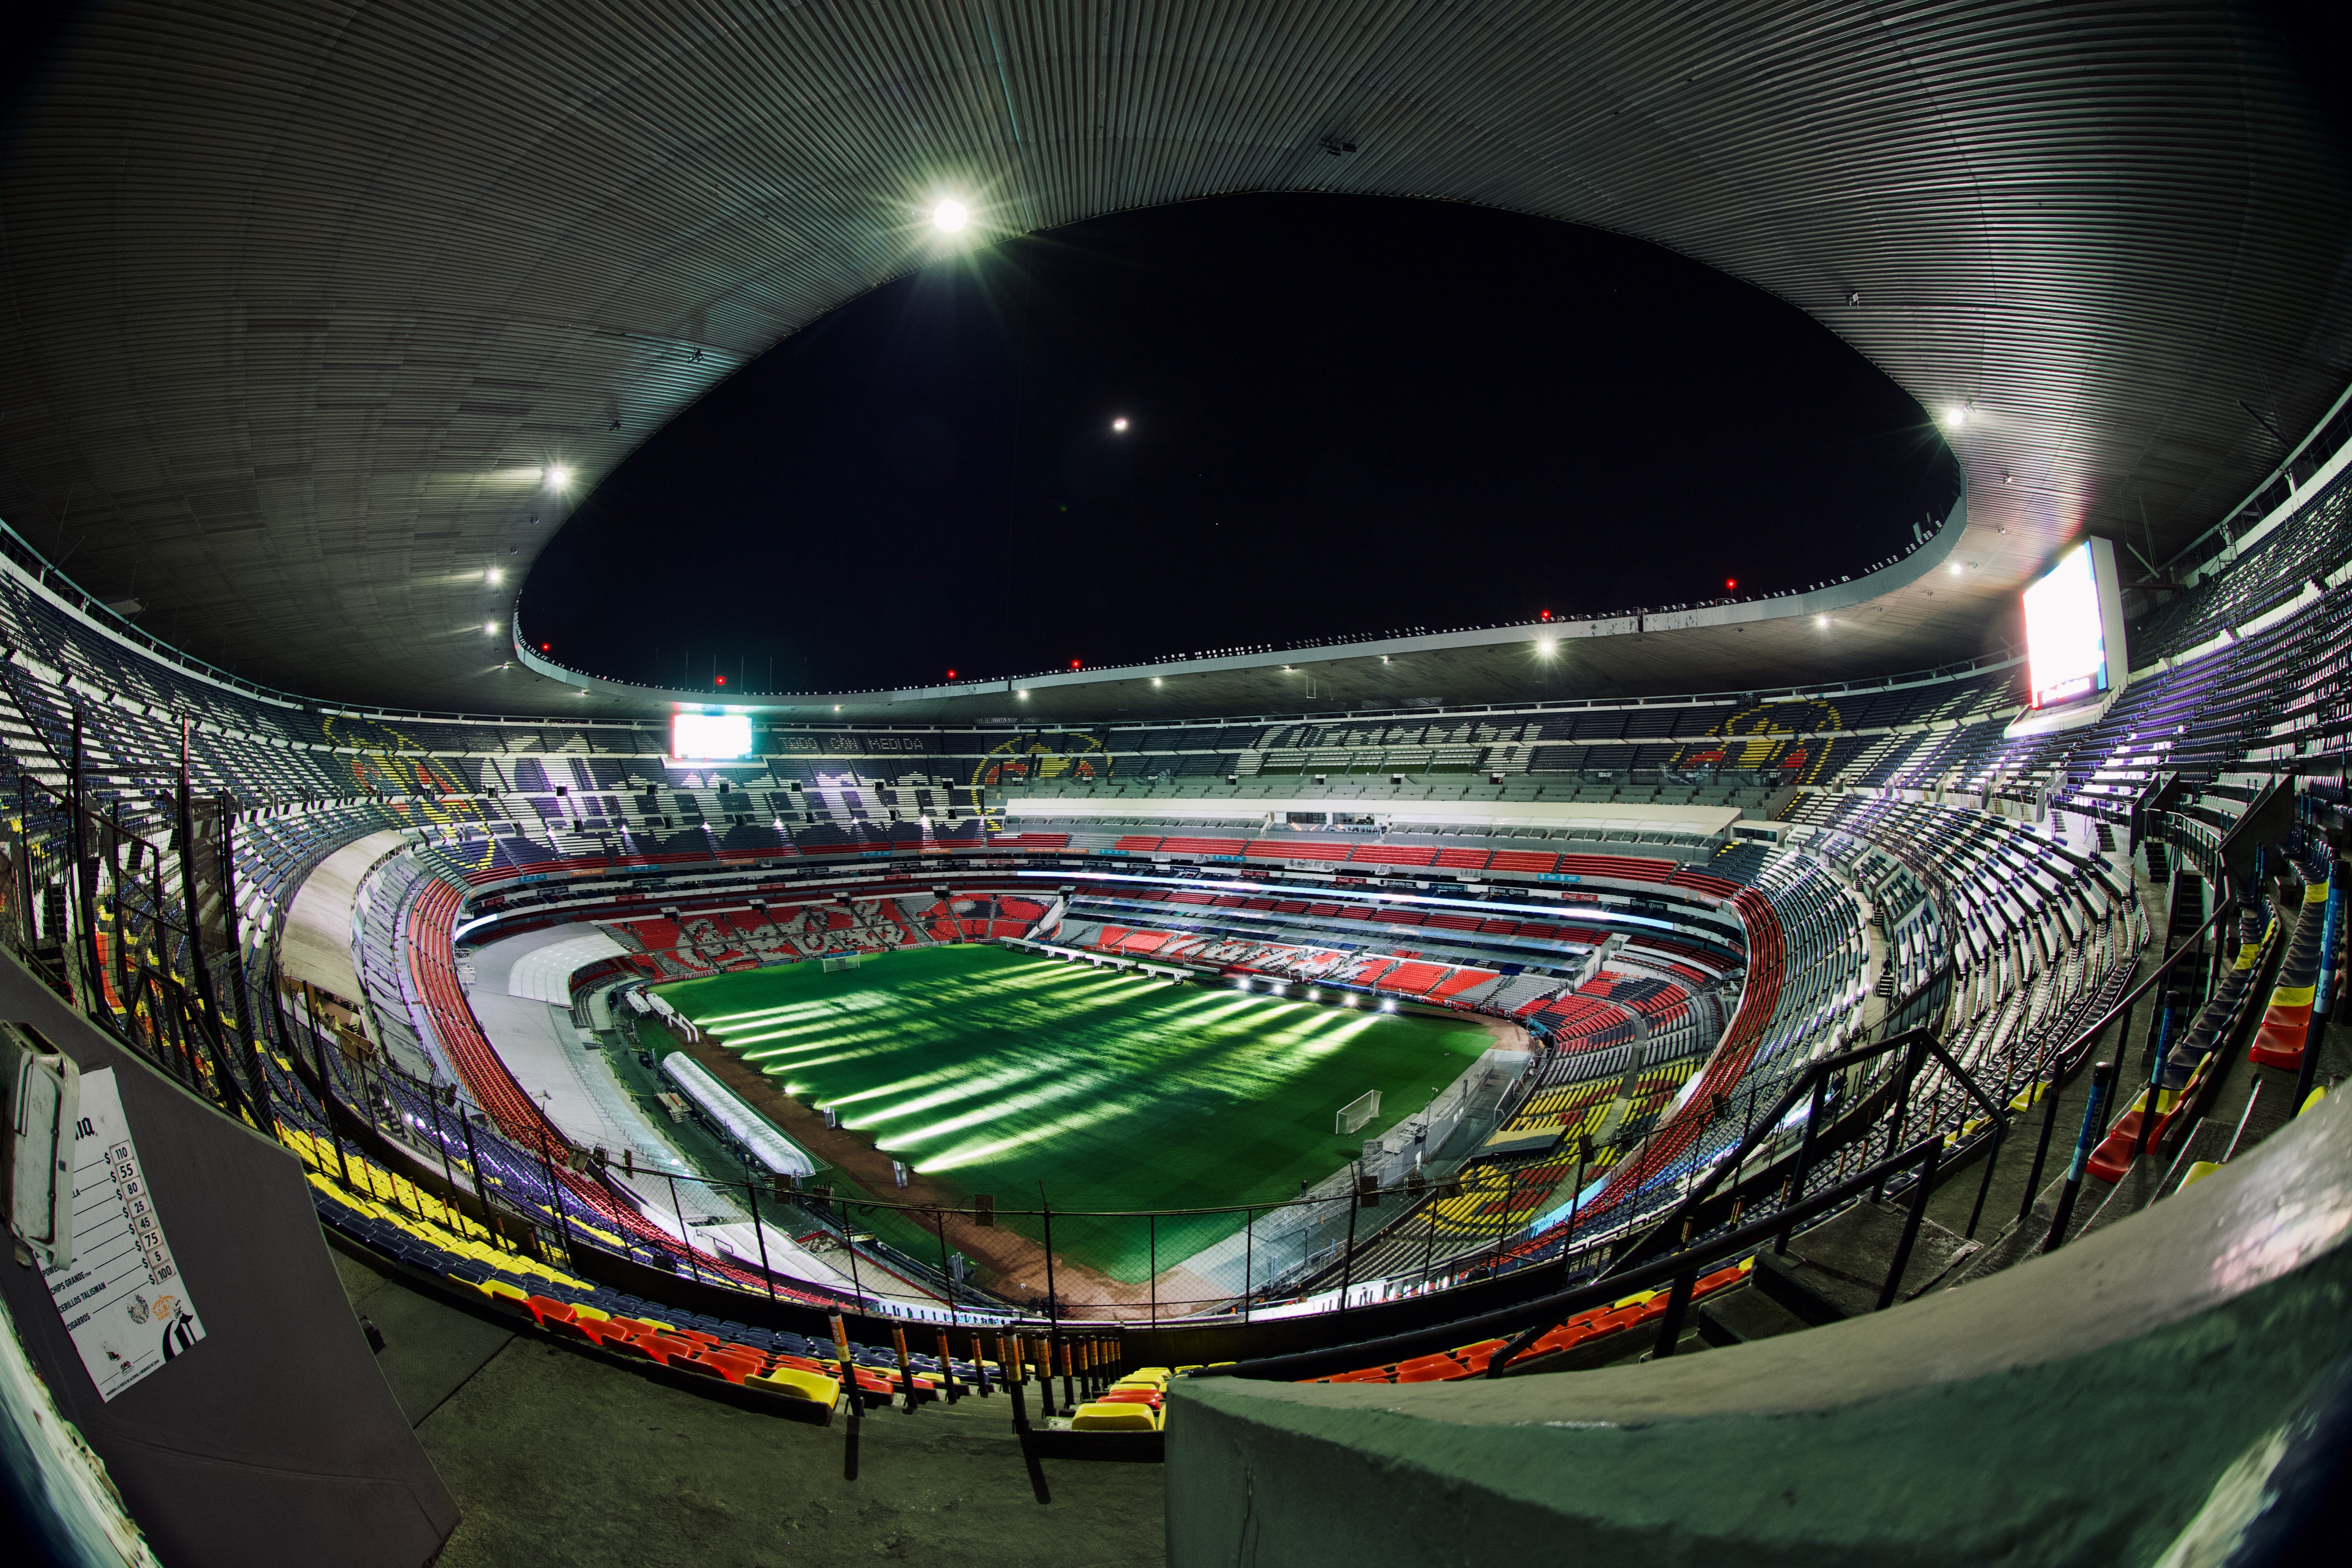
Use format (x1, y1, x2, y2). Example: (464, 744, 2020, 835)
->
(1774, 1195, 1978, 1315)
(1695, 1282, 1812, 1346)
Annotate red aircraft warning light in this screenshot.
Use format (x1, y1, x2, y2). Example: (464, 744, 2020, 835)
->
(1726, 578, 1738, 591)
(946, 668, 957, 679)
(539, 642, 550, 652)
(715, 676, 726, 686)
(1070, 659, 1082, 670)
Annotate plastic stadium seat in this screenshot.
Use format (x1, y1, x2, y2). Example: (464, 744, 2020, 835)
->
(749, 1365, 841, 1406)
(521, 1294, 578, 1330)
(682, 1348, 765, 1385)
(1097, 1388, 1163, 1406)
(1070, 1401, 1160, 1431)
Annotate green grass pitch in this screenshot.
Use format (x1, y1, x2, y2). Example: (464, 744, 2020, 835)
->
(655, 946, 1493, 1282)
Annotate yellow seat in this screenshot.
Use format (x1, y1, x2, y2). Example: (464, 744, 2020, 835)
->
(1070, 1401, 1159, 1431)
(2180, 1160, 2224, 1190)
(751, 1366, 840, 1407)
(475, 1279, 528, 1306)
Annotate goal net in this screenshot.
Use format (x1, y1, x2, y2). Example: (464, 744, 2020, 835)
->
(820, 954, 862, 973)
(1334, 1089, 1382, 1136)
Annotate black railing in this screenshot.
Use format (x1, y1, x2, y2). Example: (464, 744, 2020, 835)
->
(1193, 1132, 1945, 1385)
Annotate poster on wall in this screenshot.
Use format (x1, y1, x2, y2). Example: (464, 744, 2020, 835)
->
(37, 1068, 205, 1401)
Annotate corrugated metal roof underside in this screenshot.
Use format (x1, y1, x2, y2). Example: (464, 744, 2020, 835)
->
(0, 0, 2346, 713)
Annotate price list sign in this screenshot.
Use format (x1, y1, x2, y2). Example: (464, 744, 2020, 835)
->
(39, 1068, 205, 1401)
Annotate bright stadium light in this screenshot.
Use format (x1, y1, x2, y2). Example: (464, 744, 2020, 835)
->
(485, 567, 502, 585)
(1152, 676, 1163, 686)
(1816, 615, 1829, 627)
(1112, 416, 1129, 432)
(1536, 640, 1556, 656)
(544, 464, 574, 490)
(932, 198, 969, 232)
(1942, 404, 1968, 429)
(482, 621, 497, 635)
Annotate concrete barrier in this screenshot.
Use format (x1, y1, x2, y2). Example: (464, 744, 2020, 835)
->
(1168, 1091, 2352, 1567)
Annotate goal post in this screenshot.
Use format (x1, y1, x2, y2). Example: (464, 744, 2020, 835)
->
(1335, 1089, 1382, 1136)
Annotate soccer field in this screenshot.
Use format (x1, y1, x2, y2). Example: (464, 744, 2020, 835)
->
(655, 946, 1493, 1281)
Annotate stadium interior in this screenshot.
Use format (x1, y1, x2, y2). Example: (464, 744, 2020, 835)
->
(2, 5, 2351, 1567)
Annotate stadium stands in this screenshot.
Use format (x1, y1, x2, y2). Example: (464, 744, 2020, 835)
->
(2, 427, 2351, 1401)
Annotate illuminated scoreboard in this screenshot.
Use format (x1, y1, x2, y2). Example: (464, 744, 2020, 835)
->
(2023, 539, 2127, 711)
(671, 712, 752, 760)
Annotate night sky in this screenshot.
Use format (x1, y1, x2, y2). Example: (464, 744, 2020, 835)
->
(521, 192, 1957, 695)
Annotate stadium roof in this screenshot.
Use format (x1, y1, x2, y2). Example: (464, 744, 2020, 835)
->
(1, 1, 2347, 715)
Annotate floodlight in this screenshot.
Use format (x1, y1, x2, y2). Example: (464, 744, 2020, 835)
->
(932, 199, 969, 232)
(486, 567, 502, 585)
(482, 621, 497, 634)
(544, 464, 574, 490)
(1112, 417, 1129, 432)
(1816, 615, 1828, 627)
(1537, 640, 1556, 656)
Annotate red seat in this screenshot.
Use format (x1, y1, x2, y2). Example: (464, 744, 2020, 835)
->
(521, 1295, 577, 1329)
(683, 1349, 764, 1385)
(1098, 1388, 1162, 1406)
(628, 1333, 699, 1367)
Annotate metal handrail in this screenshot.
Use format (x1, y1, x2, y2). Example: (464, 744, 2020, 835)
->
(1190, 1132, 1944, 1385)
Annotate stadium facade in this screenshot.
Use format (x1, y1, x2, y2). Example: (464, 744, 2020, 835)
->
(1, 4, 2349, 1566)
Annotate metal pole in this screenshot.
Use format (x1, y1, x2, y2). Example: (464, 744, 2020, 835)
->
(2040, 1060, 2114, 1254)
(1242, 1206, 1254, 1322)
(662, 1172, 701, 1284)
(1963, 1122, 2002, 1241)
(933, 1206, 956, 1321)
(2132, 1003, 2172, 1164)
(1560, 1136, 1591, 1253)
(533, 1128, 579, 1271)
(1147, 1213, 1156, 1328)
(424, 1081, 464, 1225)
(834, 1194, 865, 1309)
(746, 1178, 777, 1302)
(1039, 1191, 1063, 1397)
(1337, 1186, 1360, 1314)
(1775, 1075, 1831, 1252)
(1877, 1139, 1944, 1308)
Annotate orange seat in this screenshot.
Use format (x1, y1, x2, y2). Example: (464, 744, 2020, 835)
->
(1098, 1388, 1162, 1406)
(1393, 1354, 1460, 1379)
(521, 1294, 577, 1329)
(684, 1349, 764, 1385)
(1531, 1323, 1593, 1356)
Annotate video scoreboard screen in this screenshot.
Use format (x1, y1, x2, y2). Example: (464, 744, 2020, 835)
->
(2023, 539, 2126, 711)
(671, 713, 752, 760)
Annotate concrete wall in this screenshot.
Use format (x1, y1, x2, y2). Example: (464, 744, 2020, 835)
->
(1167, 1093, 2352, 1567)
(0, 951, 458, 1567)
